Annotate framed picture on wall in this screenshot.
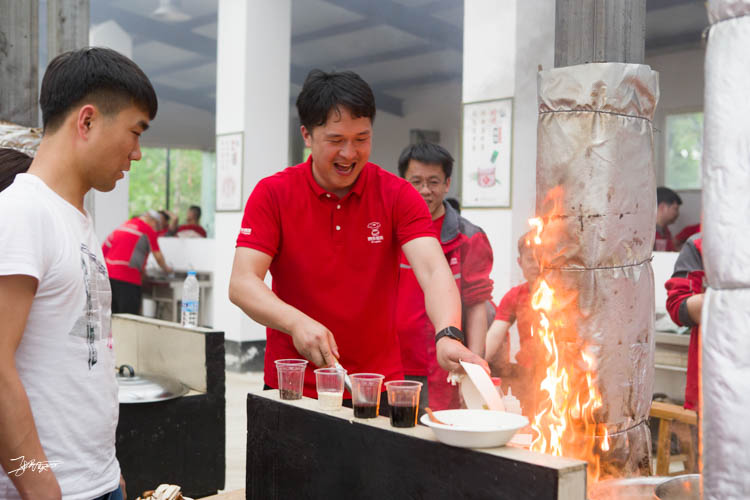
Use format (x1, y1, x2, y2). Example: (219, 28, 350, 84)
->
(461, 98, 513, 208)
(215, 132, 243, 212)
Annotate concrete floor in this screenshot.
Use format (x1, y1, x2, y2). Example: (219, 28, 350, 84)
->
(223, 370, 265, 491)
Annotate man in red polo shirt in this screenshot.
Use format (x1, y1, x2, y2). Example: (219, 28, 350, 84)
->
(665, 234, 704, 410)
(395, 142, 494, 410)
(485, 234, 541, 418)
(655, 187, 682, 252)
(103, 210, 172, 314)
(229, 70, 487, 408)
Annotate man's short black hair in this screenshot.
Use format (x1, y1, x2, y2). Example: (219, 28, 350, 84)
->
(296, 69, 375, 131)
(397, 142, 454, 179)
(0, 148, 33, 192)
(40, 47, 158, 133)
(657, 186, 682, 206)
(189, 205, 202, 220)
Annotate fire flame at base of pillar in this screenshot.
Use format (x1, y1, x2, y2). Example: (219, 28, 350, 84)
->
(527, 217, 612, 486)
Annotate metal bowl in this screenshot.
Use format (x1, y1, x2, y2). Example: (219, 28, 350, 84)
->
(116, 364, 188, 404)
(654, 474, 700, 500)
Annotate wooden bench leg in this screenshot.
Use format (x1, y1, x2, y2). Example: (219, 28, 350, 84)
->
(656, 418, 672, 476)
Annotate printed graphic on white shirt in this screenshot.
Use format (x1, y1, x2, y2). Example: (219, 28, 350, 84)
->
(68, 243, 112, 369)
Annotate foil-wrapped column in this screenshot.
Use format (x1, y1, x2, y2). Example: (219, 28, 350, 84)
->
(701, 1, 750, 498)
(536, 63, 659, 477)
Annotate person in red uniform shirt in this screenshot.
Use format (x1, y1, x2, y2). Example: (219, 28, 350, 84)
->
(396, 142, 494, 410)
(664, 234, 704, 410)
(655, 187, 682, 252)
(674, 223, 700, 251)
(102, 210, 172, 314)
(485, 233, 541, 417)
(228, 70, 487, 411)
(175, 205, 207, 238)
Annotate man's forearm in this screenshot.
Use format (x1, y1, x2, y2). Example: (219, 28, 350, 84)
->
(423, 265, 461, 334)
(0, 368, 60, 498)
(464, 302, 488, 357)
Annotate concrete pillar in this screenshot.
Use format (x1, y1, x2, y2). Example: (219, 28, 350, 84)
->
(554, 0, 646, 67)
(0, 0, 39, 127)
(462, 0, 555, 303)
(214, 0, 291, 366)
(47, 0, 89, 56)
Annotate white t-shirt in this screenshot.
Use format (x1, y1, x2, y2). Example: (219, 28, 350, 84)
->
(0, 174, 120, 500)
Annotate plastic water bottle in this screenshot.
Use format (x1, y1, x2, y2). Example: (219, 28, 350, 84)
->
(181, 271, 199, 327)
(503, 387, 523, 415)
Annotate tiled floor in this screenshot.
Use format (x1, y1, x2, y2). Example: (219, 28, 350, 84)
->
(223, 370, 265, 491)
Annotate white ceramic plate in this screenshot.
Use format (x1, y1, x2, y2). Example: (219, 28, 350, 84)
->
(420, 409, 529, 448)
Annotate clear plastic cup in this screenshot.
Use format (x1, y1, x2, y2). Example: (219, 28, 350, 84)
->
(350, 373, 384, 418)
(384, 380, 422, 428)
(314, 367, 346, 411)
(275, 359, 308, 400)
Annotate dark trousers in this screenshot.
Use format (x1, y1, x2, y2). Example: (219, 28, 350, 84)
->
(110, 279, 142, 314)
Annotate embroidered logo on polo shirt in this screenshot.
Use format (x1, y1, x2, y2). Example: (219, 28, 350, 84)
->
(240, 228, 252, 235)
(449, 257, 458, 266)
(367, 222, 384, 244)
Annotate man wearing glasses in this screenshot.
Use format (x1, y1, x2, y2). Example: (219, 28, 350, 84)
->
(396, 143, 494, 410)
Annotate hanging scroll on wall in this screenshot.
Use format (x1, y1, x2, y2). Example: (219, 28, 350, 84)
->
(461, 98, 513, 208)
(216, 132, 244, 212)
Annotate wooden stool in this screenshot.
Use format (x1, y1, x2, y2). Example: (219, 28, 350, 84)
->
(649, 401, 698, 476)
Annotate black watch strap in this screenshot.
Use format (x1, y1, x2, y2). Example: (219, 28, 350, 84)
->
(435, 326, 465, 345)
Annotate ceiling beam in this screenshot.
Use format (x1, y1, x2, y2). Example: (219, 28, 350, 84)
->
(646, 0, 701, 12)
(292, 19, 375, 44)
(152, 82, 214, 113)
(290, 64, 403, 117)
(326, 45, 448, 70)
(422, 0, 464, 13)
(91, 4, 216, 59)
(645, 29, 703, 51)
(142, 55, 214, 78)
(375, 71, 461, 91)
(323, 0, 462, 51)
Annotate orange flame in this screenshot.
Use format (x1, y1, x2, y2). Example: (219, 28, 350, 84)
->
(527, 216, 611, 485)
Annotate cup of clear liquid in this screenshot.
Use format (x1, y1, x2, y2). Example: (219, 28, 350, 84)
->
(314, 367, 346, 410)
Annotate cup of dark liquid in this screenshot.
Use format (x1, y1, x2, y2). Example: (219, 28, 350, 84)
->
(350, 373, 384, 418)
(384, 380, 422, 428)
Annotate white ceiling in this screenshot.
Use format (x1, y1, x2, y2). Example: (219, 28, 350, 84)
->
(86, 0, 708, 150)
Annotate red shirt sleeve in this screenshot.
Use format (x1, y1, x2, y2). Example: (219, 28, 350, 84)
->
(664, 276, 693, 326)
(459, 232, 494, 306)
(495, 285, 520, 323)
(236, 179, 280, 257)
(144, 224, 160, 253)
(393, 183, 436, 247)
(675, 224, 700, 243)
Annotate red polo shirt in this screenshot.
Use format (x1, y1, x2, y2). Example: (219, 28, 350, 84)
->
(236, 158, 435, 398)
(495, 283, 537, 367)
(102, 217, 160, 286)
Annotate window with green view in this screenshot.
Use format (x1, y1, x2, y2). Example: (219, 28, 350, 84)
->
(665, 112, 703, 190)
(128, 147, 216, 237)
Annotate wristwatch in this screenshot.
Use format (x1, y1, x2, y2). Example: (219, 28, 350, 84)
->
(435, 326, 465, 345)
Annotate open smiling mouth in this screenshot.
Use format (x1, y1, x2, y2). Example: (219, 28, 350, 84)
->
(334, 162, 355, 175)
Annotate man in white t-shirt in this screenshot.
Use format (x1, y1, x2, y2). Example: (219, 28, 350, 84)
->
(0, 48, 157, 500)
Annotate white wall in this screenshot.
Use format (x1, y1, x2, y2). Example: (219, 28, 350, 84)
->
(371, 81, 461, 181)
(646, 48, 706, 233)
(462, 0, 555, 303)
